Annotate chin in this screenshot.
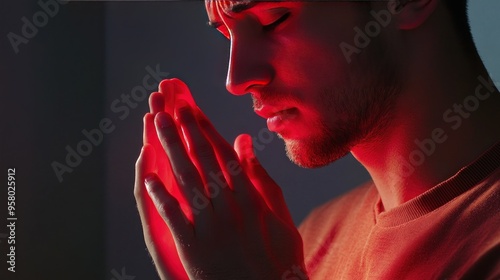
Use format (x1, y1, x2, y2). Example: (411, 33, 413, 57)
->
(283, 137, 351, 169)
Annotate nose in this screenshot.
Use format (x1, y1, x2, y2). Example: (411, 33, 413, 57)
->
(226, 37, 274, 96)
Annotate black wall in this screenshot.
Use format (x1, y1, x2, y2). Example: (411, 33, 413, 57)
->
(1, 2, 106, 279)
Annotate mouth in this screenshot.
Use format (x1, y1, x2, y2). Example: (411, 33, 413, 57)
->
(254, 106, 299, 132)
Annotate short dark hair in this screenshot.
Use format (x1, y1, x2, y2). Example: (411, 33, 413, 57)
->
(443, 0, 469, 28)
(442, 0, 475, 49)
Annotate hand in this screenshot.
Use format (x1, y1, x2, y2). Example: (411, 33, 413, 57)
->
(135, 79, 306, 279)
(134, 79, 193, 279)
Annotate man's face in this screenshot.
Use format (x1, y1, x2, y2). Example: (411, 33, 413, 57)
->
(206, 0, 402, 168)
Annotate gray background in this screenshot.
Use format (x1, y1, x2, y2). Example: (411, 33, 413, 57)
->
(1, 1, 498, 279)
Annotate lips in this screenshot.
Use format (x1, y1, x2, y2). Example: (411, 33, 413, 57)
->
(255, 106, 298, 132)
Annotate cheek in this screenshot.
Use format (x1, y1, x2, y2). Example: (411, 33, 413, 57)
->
(271, 7, 364, 88)
(272, 33, 345, 86)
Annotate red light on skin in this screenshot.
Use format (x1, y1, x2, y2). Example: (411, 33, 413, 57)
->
(138, 78, 301, 278)
(136, 144, 189, 279)
(153, 78, 201, 223)
(159, 78, 198, 116)
(151, 78, 237, 223)
(139, 80, 202, 279)
(266, 108, 299, 133)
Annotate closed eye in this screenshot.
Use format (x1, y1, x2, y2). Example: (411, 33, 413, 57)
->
(263, 12, 291, 32)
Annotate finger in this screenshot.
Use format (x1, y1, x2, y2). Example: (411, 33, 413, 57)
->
(134, 145, 158, 250)
(195, 109, 265, 209)
(134, 144, 156, 199)
(134, 145, 189, 279)
(144, 113, 173, 191)
(159, 79, 185, 116)
(143, 113, 162, 178)
(134, 145, 165, 245)
(145, 173, 194, 243)
(158, 78, 197, 157)
(167, 78, 197, 108)
(143, 113, 158, 147)
(234, 134, 295, 226)
(175, 102, 233, 213)
(149, 92, 165, 114)
(195, 109, 242, 165)
(146, 112, 196, 225)
(155, 111, 211, 221)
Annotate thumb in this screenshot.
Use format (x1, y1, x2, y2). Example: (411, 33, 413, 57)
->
(234, 134, 255, 164)
(234, 134, 294, 226)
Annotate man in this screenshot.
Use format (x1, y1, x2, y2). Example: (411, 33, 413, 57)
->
(135, 0, 500, 279)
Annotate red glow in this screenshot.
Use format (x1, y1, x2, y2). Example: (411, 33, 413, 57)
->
(140, 79, 200, 279)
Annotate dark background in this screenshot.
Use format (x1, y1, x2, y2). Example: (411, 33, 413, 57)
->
(1, 1, 498, 279)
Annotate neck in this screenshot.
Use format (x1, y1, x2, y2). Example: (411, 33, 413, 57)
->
(351, 32, 500, 211)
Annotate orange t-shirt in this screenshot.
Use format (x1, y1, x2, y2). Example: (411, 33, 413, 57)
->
(299, 143, 500, 279)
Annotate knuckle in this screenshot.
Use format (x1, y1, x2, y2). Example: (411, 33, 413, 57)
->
(162, 130, 182, 147)
(135, 157, 143, 171)
(176, 169, 199, 186)
(133, 186, 142, 200)
(134, 181, 145, 199)
(155, 201, 171, 217)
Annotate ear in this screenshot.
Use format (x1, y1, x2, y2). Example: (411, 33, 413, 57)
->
(393, 0, 439, 30)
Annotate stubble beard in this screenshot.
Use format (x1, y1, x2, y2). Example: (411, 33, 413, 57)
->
(283, 77, 401, 169)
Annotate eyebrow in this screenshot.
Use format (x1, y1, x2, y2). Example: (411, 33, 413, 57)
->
(207, 1, 260, 29)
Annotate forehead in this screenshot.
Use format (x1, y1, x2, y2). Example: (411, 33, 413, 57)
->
(205, 0, 254, 10)
(205, 0, 254, 12)
(205, 0, 259, 21)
